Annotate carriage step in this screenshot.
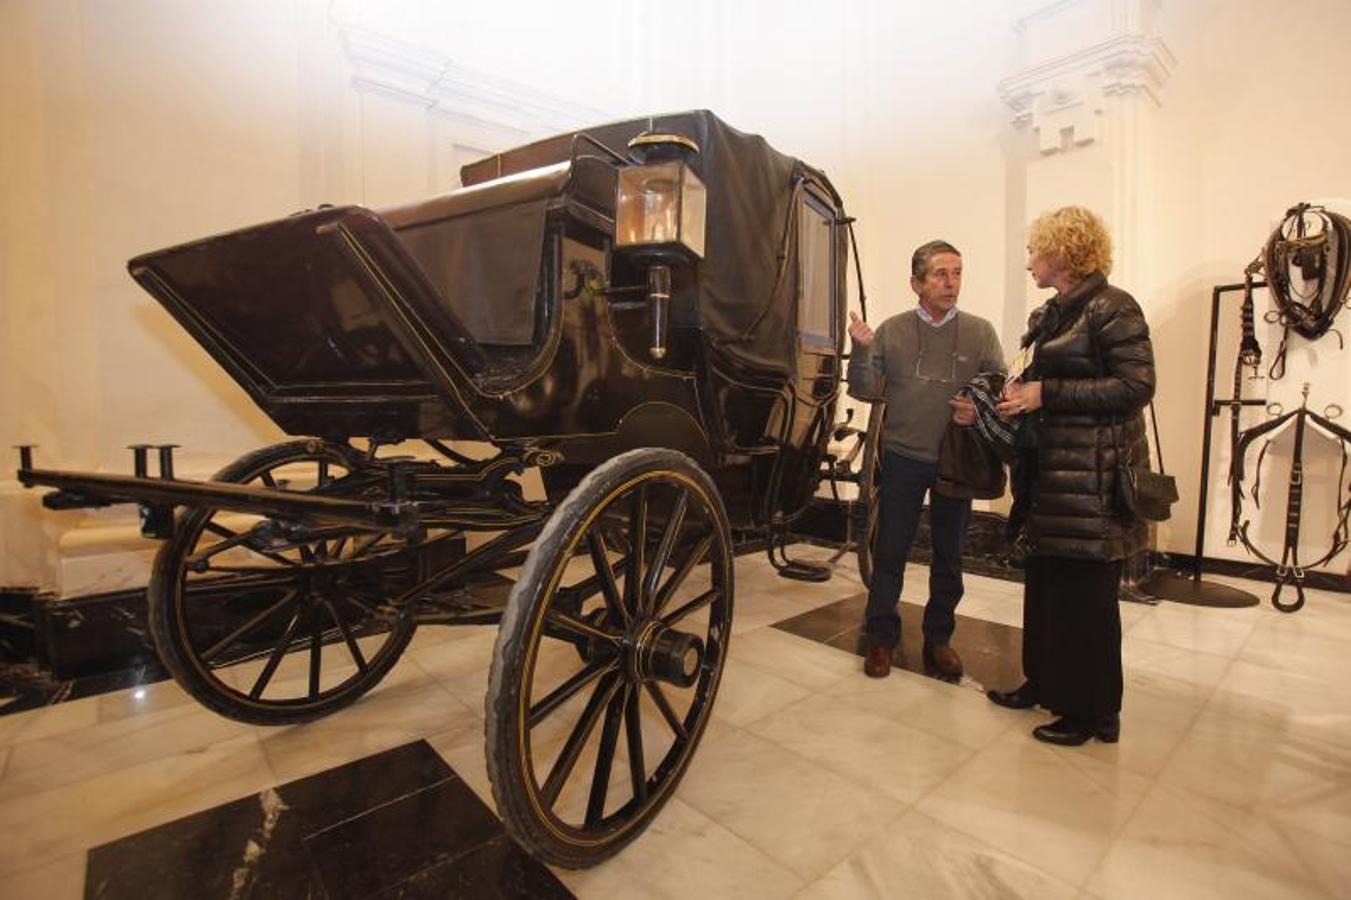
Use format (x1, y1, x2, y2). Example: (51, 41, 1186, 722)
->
(774, 560, 832, 582)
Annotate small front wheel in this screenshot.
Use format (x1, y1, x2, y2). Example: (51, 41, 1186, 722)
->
(485, 448, 734, 868)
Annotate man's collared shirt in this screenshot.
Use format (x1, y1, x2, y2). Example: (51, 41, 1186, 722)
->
(916, 304, 958, 327)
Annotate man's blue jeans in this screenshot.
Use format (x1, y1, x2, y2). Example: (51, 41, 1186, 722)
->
(864, 451, 971, 648)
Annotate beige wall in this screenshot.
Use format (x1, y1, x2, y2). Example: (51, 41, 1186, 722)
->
(3, 0, 1348, 593)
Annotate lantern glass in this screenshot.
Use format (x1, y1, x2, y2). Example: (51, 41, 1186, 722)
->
(616, 162, 706, 259)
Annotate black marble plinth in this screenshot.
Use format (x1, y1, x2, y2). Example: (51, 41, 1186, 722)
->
(774, 592, 1025, 692)
(85, 740, 573, 900)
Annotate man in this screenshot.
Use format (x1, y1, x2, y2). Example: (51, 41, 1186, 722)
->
(847, 240, 1005, 679)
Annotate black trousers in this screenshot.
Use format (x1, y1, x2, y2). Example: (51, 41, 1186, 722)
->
(1022, 555, 1123, 719)
(864, 451, 971, 648)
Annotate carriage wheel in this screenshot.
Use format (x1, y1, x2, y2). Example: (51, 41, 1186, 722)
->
(485, 448, 734, 868)
(148, 439, 418, 725)
(855, 402, 886, 588)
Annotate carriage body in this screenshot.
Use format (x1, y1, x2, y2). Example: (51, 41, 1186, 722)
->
(127, 110, 848, 531)
(16, 111, 860, 867)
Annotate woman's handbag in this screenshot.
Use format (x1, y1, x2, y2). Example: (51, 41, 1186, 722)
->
(1110, 402, 1178, 522)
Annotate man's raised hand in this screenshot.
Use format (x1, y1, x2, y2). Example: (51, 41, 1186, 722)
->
(848, 311, 874, 346)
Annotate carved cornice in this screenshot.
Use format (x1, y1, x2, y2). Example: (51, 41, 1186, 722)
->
(335, 24, 616, 137)
(998, 32, 1175, 152)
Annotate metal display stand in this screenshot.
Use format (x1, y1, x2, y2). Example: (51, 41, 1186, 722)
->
(1138, 282, 1260, 607)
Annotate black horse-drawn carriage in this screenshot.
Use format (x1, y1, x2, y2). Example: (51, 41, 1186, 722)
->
(16, 110, 878, 866)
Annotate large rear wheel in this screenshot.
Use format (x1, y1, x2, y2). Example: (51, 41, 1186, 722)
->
(485, 448, 734, 868)
(855, 403, 886, 588)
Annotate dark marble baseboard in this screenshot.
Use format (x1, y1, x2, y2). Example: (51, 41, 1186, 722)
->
(85, 740, 572, 900)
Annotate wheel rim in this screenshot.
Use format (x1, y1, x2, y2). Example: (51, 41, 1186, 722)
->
(168, 446, 417, 711)
(858, 403, 885, 587)
(515, 468, 732, 846)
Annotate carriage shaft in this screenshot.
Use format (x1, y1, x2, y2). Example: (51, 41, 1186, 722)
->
(22, 466, 423, 536)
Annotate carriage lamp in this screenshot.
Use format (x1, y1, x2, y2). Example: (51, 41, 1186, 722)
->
(615, 133, 707, 360)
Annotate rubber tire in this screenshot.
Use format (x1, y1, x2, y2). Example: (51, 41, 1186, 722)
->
(485, 447, 733, 868)
(147, 438, 416, 726)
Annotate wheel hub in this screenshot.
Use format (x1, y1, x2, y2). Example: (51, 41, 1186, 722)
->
(629, 617, 703, 689)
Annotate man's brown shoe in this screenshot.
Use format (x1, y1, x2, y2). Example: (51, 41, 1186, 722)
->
(864, 642, 892, 678)
(923, 642, 963, 679)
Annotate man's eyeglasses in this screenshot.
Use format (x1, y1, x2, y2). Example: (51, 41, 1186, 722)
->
(913, 313, 959, 383)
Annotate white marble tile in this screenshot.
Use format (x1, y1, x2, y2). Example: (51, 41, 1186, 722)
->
(1238, 617, 1351, 683)
(0, 733, 274, 875)
(797, 809, 1078, 900)
(746, 692, 972, 803)
(820, 668, 1025, 752)
(1087, 780, 1344, 899)
(1120, 635, 1233, 706)
(1072, 674, 1203, 777)
(1209, 658, 1351, 749)
(96, 677, 195, 724)
(402, 627, 500, 684)
(733, 587, 839, 635)
(0, 700, 253, 801)
(1127, 600, 1263, 657)
(0, 851, 85, 898)
(258, 678, 480, 784)
(559, 797, 803, 900)
(915, 729, 1153, 886)
(727, 628, 859, 692)
(708, 657, 813, 728)
(676, 726, 905, 880)
(1157, 696, 1351, 848)
(0, 695, 101, 748)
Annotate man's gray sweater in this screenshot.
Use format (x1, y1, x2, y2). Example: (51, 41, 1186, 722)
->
(847, 309, 1005, 462)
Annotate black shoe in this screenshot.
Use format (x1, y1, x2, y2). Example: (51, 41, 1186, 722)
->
(986, 682, 1040, 710)
(1032, 714, 1120, 746)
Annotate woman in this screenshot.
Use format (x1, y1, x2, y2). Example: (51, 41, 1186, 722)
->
(987, 206, 1155, 746)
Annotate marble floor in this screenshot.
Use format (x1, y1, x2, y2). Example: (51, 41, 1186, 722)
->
(1, 547, 1348, 898)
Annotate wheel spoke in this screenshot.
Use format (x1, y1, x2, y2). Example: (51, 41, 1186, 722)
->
(643, 681, 688, 742)
(624, 681, 647, 804)
(529, 659, 618, 728)
(541, 673, 621, 807)
(642, 490, 688, 616)
(330, 534, 350, 559)
(247, 608, 303, 700)
(585, 683, 627, 828)
(652, 535, 711, 617)
(544, 610, 623, 647)
(307, 606, 322, 700)
(259, 470, 278, 489)
(317, 459, 330, 487)
(661, 588, 718, 627)
(623, 486, 648, 616)
(199, 589, 299, 664)
(323, 598, 368, 673)
(201, 521, 297, 568)
(587, 531, 629, 628)
(349, 533, 386, 559)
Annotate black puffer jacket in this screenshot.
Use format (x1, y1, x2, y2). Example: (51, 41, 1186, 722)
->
(1023, 272, 1155, 561)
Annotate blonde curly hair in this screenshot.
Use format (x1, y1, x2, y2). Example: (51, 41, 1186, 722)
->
(1028, 206, 1113, 278)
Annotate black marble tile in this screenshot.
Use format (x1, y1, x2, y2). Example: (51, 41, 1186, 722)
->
(85, 740, 575, 900)
(85, 789, 321, 900)
(376, 835, 572, 899)
(277, 740, 461, 834)
(302, 774, 503, 899)
(775, 592, 1026, 692)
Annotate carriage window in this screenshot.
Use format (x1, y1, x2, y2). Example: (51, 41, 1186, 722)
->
(798, 192, 835, 351)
